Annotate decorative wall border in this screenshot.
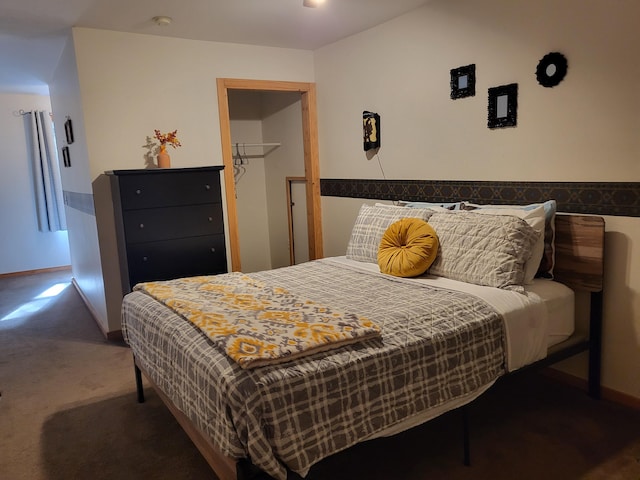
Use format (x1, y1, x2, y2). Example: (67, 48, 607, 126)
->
(63, 190, 95, 216)
(320, 179, 640, 217)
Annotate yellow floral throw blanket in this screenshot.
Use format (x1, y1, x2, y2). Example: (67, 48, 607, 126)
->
(134, 273, 381, 369)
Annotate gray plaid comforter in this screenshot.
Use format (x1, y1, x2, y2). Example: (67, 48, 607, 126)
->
(122, 258, 506, 479)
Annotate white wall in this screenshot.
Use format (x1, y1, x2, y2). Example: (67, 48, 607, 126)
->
(314, 0, 640, 401)
(230, 114, 273, 273)
(0, 92, 70, 274)
(71, 28, 315, 178)
(315, 0, 640, 182)
(49, 35, 108, 330)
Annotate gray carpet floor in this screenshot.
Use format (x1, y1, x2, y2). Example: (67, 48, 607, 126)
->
(1, 270, 639, 480)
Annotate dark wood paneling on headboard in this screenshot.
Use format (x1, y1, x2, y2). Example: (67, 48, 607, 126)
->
(553, 214, 605, 292)
(320, 179, 640, 217)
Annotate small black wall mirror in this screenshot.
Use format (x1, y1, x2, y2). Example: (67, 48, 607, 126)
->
(536, 52, 568, 88)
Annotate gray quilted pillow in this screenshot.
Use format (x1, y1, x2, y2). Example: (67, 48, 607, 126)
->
(346, 204, 435, 263)
(428, 211, 539, 293)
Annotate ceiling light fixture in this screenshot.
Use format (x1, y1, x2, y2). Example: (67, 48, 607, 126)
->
(152, 16, 173, 26)
(303, 0, 326, 8)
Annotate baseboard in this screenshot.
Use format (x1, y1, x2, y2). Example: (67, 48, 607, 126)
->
(71, 278, 123, 342)
(543, 367, 640, 410)
(0, 265, 71, 278)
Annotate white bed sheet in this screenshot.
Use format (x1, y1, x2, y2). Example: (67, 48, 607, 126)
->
(328, 256, 574, 372)
(527, 278, 575, 348)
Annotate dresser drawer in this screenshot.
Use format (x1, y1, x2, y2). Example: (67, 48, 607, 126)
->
(123, 204, 224, 244)
(126, 234, 227, 286)
(118, 171, 221, 209)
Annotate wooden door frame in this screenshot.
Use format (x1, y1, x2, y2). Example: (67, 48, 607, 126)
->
(216, 78, 323, 272)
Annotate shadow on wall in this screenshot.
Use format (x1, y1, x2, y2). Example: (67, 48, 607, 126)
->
(603, 231, 638, 364)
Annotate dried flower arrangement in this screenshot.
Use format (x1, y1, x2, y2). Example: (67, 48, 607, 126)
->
(154, 129, 182, 152)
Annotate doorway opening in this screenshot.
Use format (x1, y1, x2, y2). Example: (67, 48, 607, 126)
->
(217, 79, 323, 272)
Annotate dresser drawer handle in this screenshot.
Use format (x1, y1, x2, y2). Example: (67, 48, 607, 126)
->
(142, 256, 148, 262)
(208, 216, 213, 222)
(139, 223, 144, 229)
(135, 189, 142, 195)
(210, 247, 216, 253)
(205, 184, 211, 190)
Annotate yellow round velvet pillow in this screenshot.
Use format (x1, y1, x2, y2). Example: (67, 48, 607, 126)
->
(377, 218, 439, 278)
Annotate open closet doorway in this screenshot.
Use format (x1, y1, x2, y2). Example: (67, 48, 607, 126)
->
(217, 79, 323, 273)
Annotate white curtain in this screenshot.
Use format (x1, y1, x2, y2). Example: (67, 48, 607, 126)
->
(28, 111, 66, 232)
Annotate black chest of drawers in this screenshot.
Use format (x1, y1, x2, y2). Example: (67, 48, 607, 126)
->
(108, 167, 227, 291)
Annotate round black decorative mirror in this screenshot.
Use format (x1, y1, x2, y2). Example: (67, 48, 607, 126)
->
(536, 52, 568, 87)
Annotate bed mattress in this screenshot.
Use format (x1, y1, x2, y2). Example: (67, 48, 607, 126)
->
(527, 277, 575, 347)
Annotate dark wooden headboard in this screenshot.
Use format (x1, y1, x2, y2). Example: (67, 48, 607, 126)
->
(553, 215, 605, 293)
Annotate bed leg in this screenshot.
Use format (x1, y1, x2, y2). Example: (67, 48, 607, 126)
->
(462, 406, 470, 466)
(134, 358, 145, 403)
(588, 291, 603, 400)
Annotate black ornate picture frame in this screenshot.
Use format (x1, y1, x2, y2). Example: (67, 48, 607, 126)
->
(64, 117, 74, 144)
(450, 64, 476, 99)
(488, 83, 518, 129)
(536, 52, 568, 88)
(62, 146, 71, 167)
(363, 111, 381, 151)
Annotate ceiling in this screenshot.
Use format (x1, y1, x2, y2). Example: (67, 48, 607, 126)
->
(0, 0, 429, 95)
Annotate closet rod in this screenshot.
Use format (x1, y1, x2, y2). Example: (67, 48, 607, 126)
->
(235, 142, 281, 148)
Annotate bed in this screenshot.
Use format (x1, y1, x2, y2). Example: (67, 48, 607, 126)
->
(122, 202, 605, 480)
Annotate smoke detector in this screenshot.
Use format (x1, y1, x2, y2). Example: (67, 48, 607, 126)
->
(152, 16, 173, 26)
